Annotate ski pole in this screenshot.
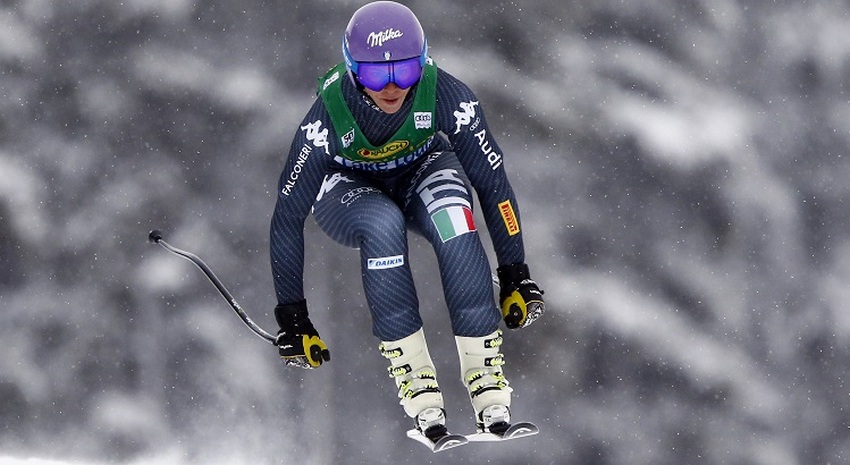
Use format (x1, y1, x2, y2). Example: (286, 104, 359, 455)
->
(148, 229, 277, 345)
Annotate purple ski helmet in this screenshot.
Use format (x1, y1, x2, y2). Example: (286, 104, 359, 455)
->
(342, 1, 428, 82)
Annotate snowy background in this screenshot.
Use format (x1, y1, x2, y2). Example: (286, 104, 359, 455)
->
(2, 0, 850, 464)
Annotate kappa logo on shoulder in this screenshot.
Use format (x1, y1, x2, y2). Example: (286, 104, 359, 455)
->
(301, 120, 329, 155)
(453, 100, 479, 134)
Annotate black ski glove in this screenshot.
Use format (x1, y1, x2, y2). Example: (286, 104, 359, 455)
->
(497, 263, 545, 329)
(274, 300, 330, 369)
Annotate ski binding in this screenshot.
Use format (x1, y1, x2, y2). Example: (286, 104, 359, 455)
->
(406, 428, 469, 452)
(465, 421, 539, 442)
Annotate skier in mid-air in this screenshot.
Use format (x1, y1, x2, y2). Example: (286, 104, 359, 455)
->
(269, 0, 545, 446)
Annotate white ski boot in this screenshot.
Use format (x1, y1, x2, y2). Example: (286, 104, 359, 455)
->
(379, 328, 446, 436)
(455, 329, 513, 434)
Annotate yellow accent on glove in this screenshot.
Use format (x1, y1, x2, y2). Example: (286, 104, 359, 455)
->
(279, 333, 331, 369)
(500, 284, 545, 329)
(303, 334, 331, 368)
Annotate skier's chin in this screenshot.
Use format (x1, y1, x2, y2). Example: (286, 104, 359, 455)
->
(379, 98, 403, 113)
(364, 86, 409, 114)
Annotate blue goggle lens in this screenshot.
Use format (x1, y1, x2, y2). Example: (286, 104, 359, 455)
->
(355, 57, 423, 91)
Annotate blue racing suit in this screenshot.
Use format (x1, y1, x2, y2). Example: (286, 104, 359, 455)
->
(270, 62, 526, 341)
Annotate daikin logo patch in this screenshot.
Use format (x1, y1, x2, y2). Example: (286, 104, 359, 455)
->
(367, 255, 405, 270)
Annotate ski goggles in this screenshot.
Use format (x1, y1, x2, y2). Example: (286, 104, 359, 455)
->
(353, 57, 424, 91)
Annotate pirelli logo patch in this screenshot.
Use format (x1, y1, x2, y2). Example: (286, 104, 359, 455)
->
(498, 200, 520, 236)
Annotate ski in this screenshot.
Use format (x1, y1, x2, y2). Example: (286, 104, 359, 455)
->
(406, 428, 469, 452)
(465, 421, 539, 442)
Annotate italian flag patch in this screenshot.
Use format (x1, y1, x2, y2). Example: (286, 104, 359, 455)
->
(432, 206, 476, 242)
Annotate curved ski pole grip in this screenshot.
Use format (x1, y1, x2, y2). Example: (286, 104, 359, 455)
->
(148, 230, 277, 344)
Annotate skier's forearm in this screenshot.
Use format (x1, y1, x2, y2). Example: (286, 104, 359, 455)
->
(469, 170, 526, 266)
(270, 210, 308, 304)
(481, 197, 526, 266)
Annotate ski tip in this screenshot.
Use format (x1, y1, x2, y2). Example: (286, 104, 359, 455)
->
(434, 435, 469, 452)
(148, 229, 164, 244)
(505, 422, 539, 438)
(465, 421, 539, 442)
(406, 429, 468, 452)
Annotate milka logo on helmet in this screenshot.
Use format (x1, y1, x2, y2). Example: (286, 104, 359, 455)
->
(358, 140, 410, 160)
(367, 28, 404, 48)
